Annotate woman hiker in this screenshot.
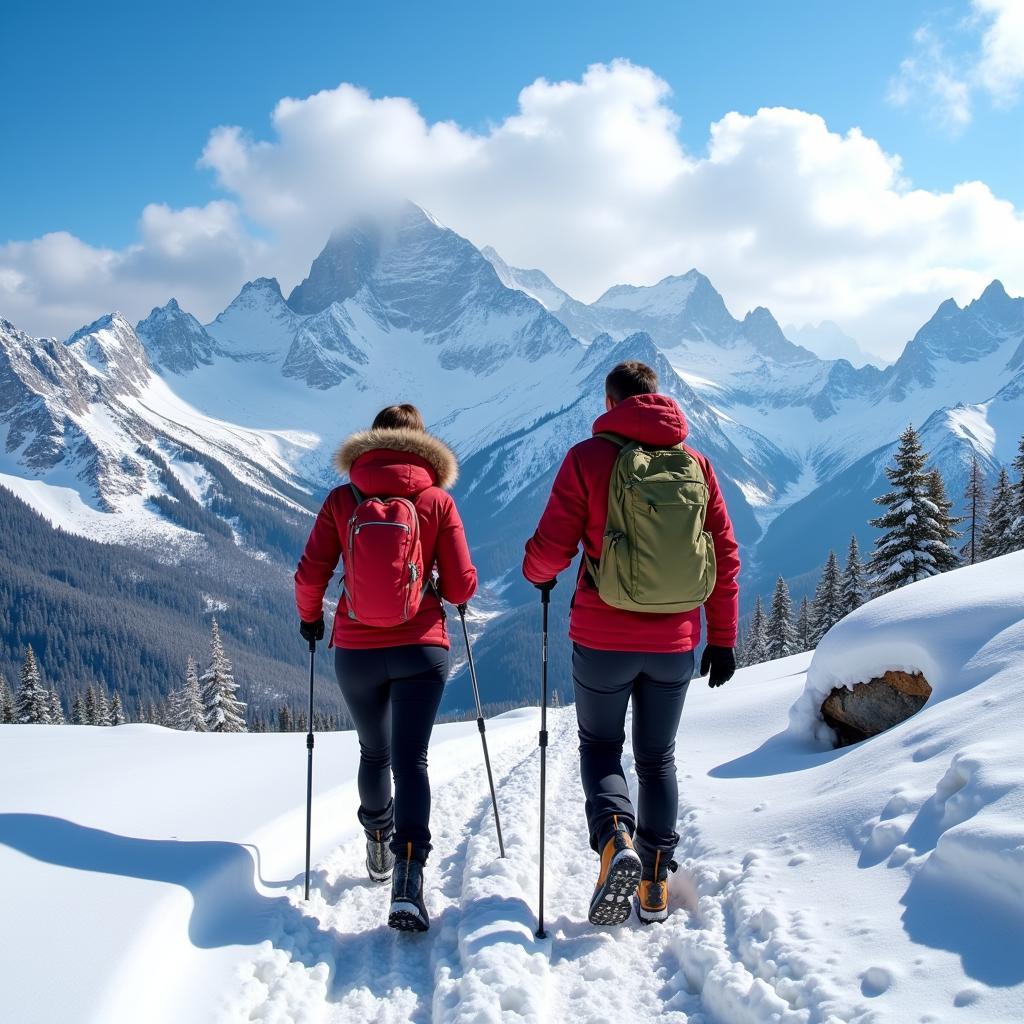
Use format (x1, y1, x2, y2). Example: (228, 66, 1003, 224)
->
(294, 403, 477, 932)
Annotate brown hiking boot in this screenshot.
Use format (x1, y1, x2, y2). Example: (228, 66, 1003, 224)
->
(588, 816, 642, 926)
(636, 850, 676, 924)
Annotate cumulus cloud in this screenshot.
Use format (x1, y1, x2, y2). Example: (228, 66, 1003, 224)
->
(0, 202, 265, 338)
(2, 60, 1024, 358)
(889, 1, 1024, 128)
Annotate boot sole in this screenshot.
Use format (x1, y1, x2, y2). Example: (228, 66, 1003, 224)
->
(388, 901, 429, 932)
(588, 849, 642, 926)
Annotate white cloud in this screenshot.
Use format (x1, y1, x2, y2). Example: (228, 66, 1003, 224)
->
(975, 0, 1024, 103)
(889, 1, 1024, 128)
(0, 202, 264, 338)
(2, 60, 1024, 359)
(888, 27, 972, 131)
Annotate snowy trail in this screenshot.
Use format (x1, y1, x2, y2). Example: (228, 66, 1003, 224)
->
(223, 707, 861, 1024)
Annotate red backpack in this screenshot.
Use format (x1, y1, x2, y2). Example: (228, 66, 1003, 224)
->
(343, 484, 430, 627)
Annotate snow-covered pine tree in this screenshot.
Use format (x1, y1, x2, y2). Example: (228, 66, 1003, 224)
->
(925, 469, 961, 573)
(110, 692, 126, 726)
(96, 688, 111, 727)
(868, 425, 954, 593)
(179, 656, 207, 732)
(796, 596, 812, 652)
(72, 692, 87, 725)
(734, 623, 747, 667)
(1012, 435, 1024, 549)
(979, 467, 1016, 560)
(164, 688, 183, 729)
(810, 550, 844, 645)
(744, 596, 769, 666)
(765, 577, 798, 661)
(201, 618, 247, 733)
(15, 646, 51, 724)
(840, 534, 869, 616)
(84, 685, 98, 725)
(0, 672, 13, 724)
(48, 690, 65, 725)
(960, 455, 988, 565)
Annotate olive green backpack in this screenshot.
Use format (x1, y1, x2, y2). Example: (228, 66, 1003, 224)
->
(583, 432, 717, 613)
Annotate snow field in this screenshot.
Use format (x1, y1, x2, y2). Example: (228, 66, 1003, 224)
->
(3, 556, 1024, 1022)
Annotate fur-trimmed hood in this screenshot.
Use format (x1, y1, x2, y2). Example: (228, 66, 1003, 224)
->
(334, 427, 459, 492)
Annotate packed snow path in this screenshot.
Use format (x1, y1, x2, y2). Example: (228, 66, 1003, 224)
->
(224, 708, 871, 1024)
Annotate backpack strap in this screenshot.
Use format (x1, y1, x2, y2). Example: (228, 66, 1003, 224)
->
(349, 481, 365, 504)
(594, 431, 630, 449)
(582, 433, 632, 584)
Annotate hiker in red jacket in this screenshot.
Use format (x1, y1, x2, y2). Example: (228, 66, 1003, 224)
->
(295, 403, 477, 932)
(523, 361, 740, 925)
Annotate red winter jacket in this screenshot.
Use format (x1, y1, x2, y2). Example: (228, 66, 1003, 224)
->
(523, 394, 740, 653)
(295, 428, 478, 650)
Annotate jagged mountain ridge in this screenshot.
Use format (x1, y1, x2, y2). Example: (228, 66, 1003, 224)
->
(2, 203, 1023, 715)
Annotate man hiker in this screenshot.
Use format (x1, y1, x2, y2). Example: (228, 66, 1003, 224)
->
(522, 360, 740, 925)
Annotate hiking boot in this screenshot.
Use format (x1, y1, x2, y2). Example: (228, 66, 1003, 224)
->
(588, 816, 642, 926)
(366, 829, 395, 884)
(388, 843, 429, 932)
(636, 850, 677, 925)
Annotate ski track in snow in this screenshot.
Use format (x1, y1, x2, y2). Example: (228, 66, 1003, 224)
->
(218, 709, 875, 1024)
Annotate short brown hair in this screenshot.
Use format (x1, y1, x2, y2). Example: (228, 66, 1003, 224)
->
(372, 404, 425, 431)
(605, 361, 658, 403)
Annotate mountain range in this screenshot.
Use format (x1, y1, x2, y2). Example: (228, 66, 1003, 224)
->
(2, 202, 1022, 714)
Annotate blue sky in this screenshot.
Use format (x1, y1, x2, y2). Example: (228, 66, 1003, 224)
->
(2, 0, 1019, 246)
(1, 0, 1022, 353)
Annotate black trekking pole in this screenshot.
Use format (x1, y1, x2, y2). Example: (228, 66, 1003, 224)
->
(457, 604, 506, 858)
(303, 638, 316, 901)
(536, 586, 550, 939)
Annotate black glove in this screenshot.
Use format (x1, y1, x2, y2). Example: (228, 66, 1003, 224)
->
(300, 618, 325, 645)
(699, 645, 736, 688)
(533, 578, 557, 594)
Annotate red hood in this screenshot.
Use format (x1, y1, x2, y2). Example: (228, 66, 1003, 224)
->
(592, 394, 689, 446)
(349, 449, 437, 498)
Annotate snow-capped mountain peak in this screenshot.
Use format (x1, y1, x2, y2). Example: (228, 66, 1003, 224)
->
(65, 312, 151, 395)
(136, 299, 217, 374)
(206, 276, 302, 359)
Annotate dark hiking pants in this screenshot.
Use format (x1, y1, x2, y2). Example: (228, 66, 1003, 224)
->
(571, 642, 694, 866)
(334, 644, 448, 862)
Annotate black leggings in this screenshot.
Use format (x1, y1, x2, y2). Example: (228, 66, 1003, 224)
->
(334, 645, 448, 861)
(571, 643, 694, 863)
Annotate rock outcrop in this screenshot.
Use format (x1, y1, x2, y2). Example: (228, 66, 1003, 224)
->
(821, 670, 932, 746)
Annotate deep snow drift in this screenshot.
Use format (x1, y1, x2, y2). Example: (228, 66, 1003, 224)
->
(2, 555, 1023, 1022)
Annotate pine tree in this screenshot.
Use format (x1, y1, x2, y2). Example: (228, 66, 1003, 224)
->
(960, 455, 988, 565)
(744, 596, 769, 666)
(925, 469, 961, 572)
(84, 685, 98, 726)
(278, 705, 293, 732)
(0, 672, 13, 724)
(48, 690, 66, 725)
(72, 692, 87, 725)
(15, 646, 51, 724)
(96, 688, 111, 727)
(979, 468, 1016, 559)
(796, 596, 812, 652)
(765, 577, 797, 661)
(177, 656, 207, 732)
(810, 550, 844, 645)
(840, 534, 869, 616)
(201, 618, 247, 733)
(1012, 435, 1024, 549)
(110, 692, 126, 726)
(868, 425, 955, 593)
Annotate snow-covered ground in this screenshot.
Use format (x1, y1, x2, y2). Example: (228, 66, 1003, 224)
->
(2, 555, 1023, 1022)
